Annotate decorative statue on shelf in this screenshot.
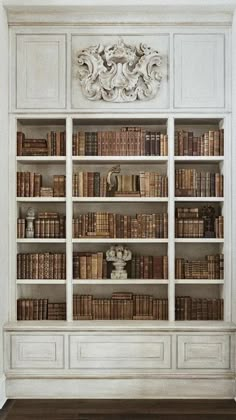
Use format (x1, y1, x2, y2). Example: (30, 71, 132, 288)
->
(25, 207, 36, 238)
(106, 245, 132, 279)
(106, 164, 120, 196)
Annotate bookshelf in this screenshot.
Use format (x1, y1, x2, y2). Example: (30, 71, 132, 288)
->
(11, 114, 230, 323)
(1, 0, 236, 403)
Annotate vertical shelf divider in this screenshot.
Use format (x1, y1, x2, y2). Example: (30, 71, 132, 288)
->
(66, 116, 73, 322)
(223, 114, 231, 321)
(10, 115, 17, 321)
(168, 116, 175, 321)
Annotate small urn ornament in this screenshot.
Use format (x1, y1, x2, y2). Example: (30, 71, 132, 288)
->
(26, 207, 36, 238)
(106, 245, 132, 280)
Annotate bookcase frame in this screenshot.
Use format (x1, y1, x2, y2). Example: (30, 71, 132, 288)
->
(9, 112, 231, 324)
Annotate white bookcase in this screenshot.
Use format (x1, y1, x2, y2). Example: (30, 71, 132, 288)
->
(1, 1, 236, 402)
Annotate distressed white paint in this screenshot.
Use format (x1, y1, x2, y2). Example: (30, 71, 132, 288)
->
(16, 34, 66, 109)
(69, 335, 171, 369)
(174, 34, 225, 108)
(177, 335, 230, 369)
(1, 0, 236, 403)
(0, 0, 8, 409)
(10, 335, 64, 369)
(5, 377, 236, 399)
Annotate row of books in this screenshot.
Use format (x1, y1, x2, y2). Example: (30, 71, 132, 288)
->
(17, 128, 224, 157)
(16, 296, 224, 321)
(174, 129, 224, 156)
(175, 169, 223, 197)
(175, 216, 224, 238)
(17, 253, 66, 280)
(73, 293, 168, 320)
(175, 255, 224, 279)
(72, 173, 107, 197)
(17, 131, 66, 156)
(16, 172, 66, 197)
(16, 252, 224, 281)
(72, 212, 168, 239)
(175, 297, 224, 320)
(72, 172, 168, 197)
(175, 207, 223, 238)
(73, 252, 168, 280)
(72, 128, 168, 156)
(17, 299, 66, 320)
(73, 252, 105, 280)
(130, 255, 168, 279)
(134, 172, 168, 197)
(17, 212, 66, 238)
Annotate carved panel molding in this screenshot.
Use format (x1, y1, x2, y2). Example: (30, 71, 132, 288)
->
(75, 39, 163, 103)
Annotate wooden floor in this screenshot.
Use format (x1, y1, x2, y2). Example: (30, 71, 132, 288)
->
(1, 400, 236, 420)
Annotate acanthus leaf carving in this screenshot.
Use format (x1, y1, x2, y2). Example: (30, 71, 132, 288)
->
(76, 39, 163, 103)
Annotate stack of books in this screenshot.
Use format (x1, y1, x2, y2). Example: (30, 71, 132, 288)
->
(17, 131, 66, 156)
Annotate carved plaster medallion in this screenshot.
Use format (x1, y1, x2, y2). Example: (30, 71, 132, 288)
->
(76, 39, 162, 103)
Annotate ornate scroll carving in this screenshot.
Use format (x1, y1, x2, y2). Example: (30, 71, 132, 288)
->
(76, 39, 162, 103)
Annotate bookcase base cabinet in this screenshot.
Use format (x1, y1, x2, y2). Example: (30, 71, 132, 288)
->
(4, 323, 236, 399)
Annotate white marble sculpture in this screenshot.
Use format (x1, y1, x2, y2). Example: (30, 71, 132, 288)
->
(26, 207, 36, 238)
(76, 39, 162, 103)
(106, 245, 132, 279)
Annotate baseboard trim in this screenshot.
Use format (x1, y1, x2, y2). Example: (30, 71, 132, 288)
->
(6, 377, 235, 399)
(0, 375, 7, 409)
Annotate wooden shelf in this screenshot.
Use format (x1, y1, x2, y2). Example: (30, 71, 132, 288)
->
(17, 197, 66, 202)
(17, 238, 66, 243)
(175, 197, 224, 202)
(175, 279, 224, 284)
(73, 279, 169, 285)
(175, 238, 224, 243)
(72, 156, 168, 164)
(73, 238, 168, 243)
(17, 280, 66, 285)
(16, 156, 66, 164)
(73, 197, 168, 202)
(174, 156, 224, 162)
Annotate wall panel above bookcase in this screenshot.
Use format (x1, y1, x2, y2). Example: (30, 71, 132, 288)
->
(10, 28, 229, 112)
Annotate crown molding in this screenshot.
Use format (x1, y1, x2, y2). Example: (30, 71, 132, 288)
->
(3, 0, 236, 9)
(3, 0, 236, 25)
(3, 9, 234, 26)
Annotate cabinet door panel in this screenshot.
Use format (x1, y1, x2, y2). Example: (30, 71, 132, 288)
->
(16, 34, 66, 109)
(11, 334, 64, 369)
(177, 335, 230, 369)
(70, 334, 171, 369)
(174, 34, 224, 108)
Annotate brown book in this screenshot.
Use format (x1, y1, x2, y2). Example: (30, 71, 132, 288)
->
(79, 255, 87, 279)
(91, 254, 98, 279)
(86, 255, 92, 279)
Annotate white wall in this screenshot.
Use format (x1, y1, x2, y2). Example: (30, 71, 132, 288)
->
(0, 0, 8, 408)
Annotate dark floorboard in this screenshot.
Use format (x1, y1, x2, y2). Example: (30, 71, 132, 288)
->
(1, 399, 236, 420)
